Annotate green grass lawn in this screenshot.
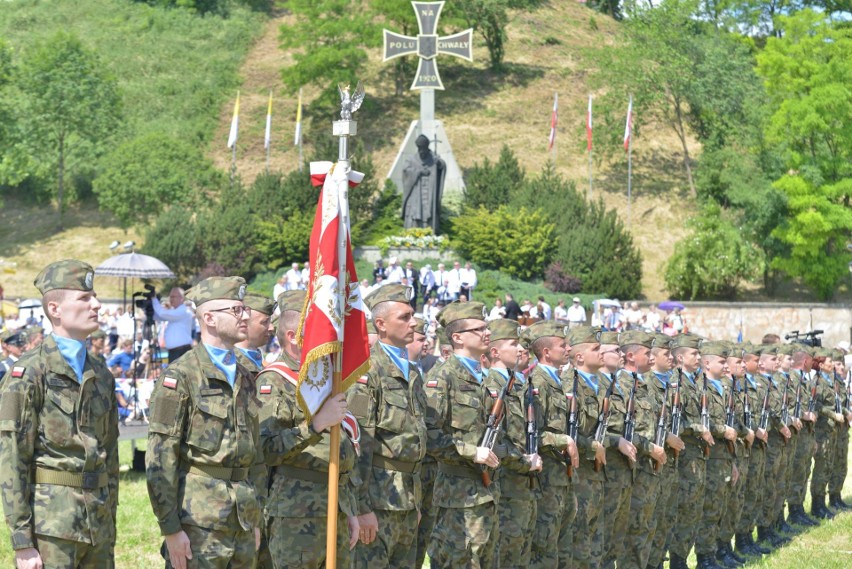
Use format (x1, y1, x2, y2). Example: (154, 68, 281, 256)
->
(0, 440, 848, 567)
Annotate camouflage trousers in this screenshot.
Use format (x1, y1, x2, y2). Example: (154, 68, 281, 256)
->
(788, 428, 815, 506)
(669, 454, 706, 559)
(736, 446, 765, 534)
(163, 525, 255, 569)
(530, 483, 576, 569)
(828, 425, 849, 495)
(809, 427, 836, 498)
(783, 431, 799, 503)
(34, 534, 115, 569)
(267, 512, 350, 569)
(601, 474, 632, 569)
(760, 437, 788, 527)
(254, 517, 273, 569)
(622, 468, 662, 569)
(647, 461, 680, 568)
(415, 460, 436, 569)
(428, 501, 497, 569)
(496, 475, 538, 569)
(351, 509, 418, 568)
(571, 474, 604, 569)
(695, 457, 733, 555)
(719, 453, 749, 543)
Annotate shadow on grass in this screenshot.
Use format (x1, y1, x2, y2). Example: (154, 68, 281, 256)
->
(596, 148, 693, 199)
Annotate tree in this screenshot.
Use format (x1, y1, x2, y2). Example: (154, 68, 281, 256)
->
(452, 0, 510, 69)
(463, 144, 525, 211)
(665, 204, 760, 299)
(0, 39, 29, 194)
(17, 32, 121, 228)
(371, 0, 418, 95)
(756, 10, 852, 299)
(93, 133, 219, 229)
(142, 207, 206, 283)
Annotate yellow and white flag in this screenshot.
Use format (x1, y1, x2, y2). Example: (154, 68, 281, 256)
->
(264, 91, 273, 150)
(227, 91, 240, 149)
(294, 88, 303, 146)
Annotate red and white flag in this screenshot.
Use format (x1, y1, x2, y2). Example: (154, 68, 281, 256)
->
(623, 95, 633, 152)
(548, 92, 558, 151)
(296, 161, 371, 420)
(586, 95, 593, 152)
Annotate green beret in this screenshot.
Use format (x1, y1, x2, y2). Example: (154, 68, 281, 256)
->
(413, 315, 427, 336)
(671, 333, 702, 350)
(488, 319, 521, 342)
(243, 292, 276, 316)
(27, 325, 44, 335)
(186, 276, 247, 308)
(277, 289, 306, 313)
(365, 284, 414, 310)
(520, 321, 568, 348)
(831, 349, 844, 360)
(776, 344, 795, 357)
(366, 320, 377, 335)
(566, 325, 601, 347)
(436, 301, 487, 328)
(618, 330, 654, 349)
(699, 340, 730, 358)
(757, 345, 779, 357)
(599, 331, 620, 346)
(740, 342, 759, 357)
(34, 259, 95, 294)
(90, 329, 107, 340)
(651, 333, 672, 350)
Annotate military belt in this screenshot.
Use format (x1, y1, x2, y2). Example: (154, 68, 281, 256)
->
(372, 455, 419, 474)
(278, 465, 350, 485)
(438, 462, 481, 480)
(186, 464, 249, 482)
(35, 468, 109, 490)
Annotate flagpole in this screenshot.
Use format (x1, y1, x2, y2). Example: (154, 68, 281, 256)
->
(325, 83, 359, 569)
(626, 94, 633, 227)
(587, 94, 593, 200)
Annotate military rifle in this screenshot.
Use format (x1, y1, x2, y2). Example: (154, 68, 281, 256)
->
(479, 358, 519, 487)
(725, 377, 737, 456)
(525, 374, 538, 487)
(671, 370, 683, 459)
(624, 372, 639, 444)
(780, 374, 791, 445)
(806, 374, 818, 432)
(758, 381, 771, 448)
(700, 373, 711, 458)
(593, 376, 616, 472)
(793, 372, 802, 423)
(653, 378, 669, 473)
(565, 370, 579, 477)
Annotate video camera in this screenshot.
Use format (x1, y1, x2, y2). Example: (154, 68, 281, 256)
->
(133, 284, 157, 326)
(784, 329, 824, 348)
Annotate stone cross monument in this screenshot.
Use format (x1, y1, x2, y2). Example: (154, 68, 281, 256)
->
(383, 1, 472, 202)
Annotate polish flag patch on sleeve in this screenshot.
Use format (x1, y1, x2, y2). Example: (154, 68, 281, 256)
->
(11, 367, 25, 378)
(532, 388, 540, 395)
(488, 389, 499, 398)
(357, 376, 369, 385)
(426, 380, 438, 388)
(259, 385, 272, 395)
(163, 377, 178, 389)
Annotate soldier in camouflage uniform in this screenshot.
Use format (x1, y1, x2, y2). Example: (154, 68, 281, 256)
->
(668, 334, 716, 569)
(413, 318, 439, 569)
(828, 349, 850, 511)
(146, 276, 266, 569)
(484, 318, 542, 569)
(618, 330, 668, 569)
(522, 321, 579, 569)
(564, 326, 608, 569)
(773, 344, 803, 535)
(809, 349, 842, 519)
(0, 260, 119, 569)
(424, 301, 500, 569)
(346, 285, 427, 568)
(692, 341, 739, 569)
(596, 331, 638, 569)
(256, 289, 359, 569)
(785, 346, 819, 526)
(0, 329, 27, 379)
(645, 334, 686, 569)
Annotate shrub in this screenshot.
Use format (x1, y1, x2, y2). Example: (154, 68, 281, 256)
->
(544, 262, 583, 294)
(463, 144, 525, 211)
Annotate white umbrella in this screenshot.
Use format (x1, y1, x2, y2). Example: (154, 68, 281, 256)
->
(18, 298, 42, 309)
(95, 253, 175, 279)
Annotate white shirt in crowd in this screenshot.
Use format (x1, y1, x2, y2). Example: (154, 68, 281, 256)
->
(285, 265, 302, 291)
(488, 305, 506, 321)
(644, 310, 662, 332)
(459, 266, 477, 290)
(300, 265, 310, 288)
(554, 304, 568, 321)
(539, 301, 552, 320)
(446, 269, 461, 296)
(419, 266, 435, 291)
(566, 303, 587, 324)
(385, 264, 405, 284)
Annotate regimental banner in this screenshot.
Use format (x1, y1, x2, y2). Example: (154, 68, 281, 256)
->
(297, 161, 371, 420)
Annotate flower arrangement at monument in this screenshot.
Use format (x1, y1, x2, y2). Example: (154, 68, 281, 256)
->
(379, 227, 446, 254)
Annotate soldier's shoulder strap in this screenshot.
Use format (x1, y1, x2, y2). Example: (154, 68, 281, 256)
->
(263, 362, 299, 387)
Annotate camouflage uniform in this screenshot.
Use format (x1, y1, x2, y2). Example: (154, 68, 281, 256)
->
(146, 342, 264, 569)
(810, 366, 838, 511)
(347, 341, 427, 568)
(828, 369, 849, 505)
(787, 369, 815, 514)
(719, 376, 750, 551)
(0, 334, 119, 567)
(484, 367, 538, 569)
(529, 363, 576, 569)
(597, 370, 634, 569)
(256, 351, 358, 569)
(425, 353, 498, 569)
(757, 371, 788, 534)
(735, 373, 766, 544)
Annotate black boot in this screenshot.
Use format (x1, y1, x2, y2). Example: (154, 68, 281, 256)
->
(735, 533, 757, 557)
(715, 542, 744, 567)
(748, 531, 771, 555)
(726, 541, 747, 564)
(829, 493, 852, 510)
(777, 511, 796, 534)
(812, 495, 835, 519)
(696, 552, 723, 569)
(670, 552, 689, 569)
(790, 504, 819, 526)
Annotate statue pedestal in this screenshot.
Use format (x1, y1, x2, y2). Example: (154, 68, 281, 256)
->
(387, 119, 465, 200)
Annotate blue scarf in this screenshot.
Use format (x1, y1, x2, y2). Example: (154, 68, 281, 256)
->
(380, 342, 410, 380)
(455, 354, 483, 384)
(238, 348, 263, 369)
(52, 333, 86, 383)
(204, 343, 237, 386)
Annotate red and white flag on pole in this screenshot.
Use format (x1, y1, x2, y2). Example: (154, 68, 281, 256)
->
(586, 95, 593, 152)
(623, 95, 633, 151)
(296, 161, 371, 420)
(548, 92, 558, 151)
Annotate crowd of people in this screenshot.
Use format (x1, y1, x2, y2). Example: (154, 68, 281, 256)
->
(0, 259, 849, 569)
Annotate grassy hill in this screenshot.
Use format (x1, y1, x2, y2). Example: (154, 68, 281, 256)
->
(210, 2, 697, 299)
